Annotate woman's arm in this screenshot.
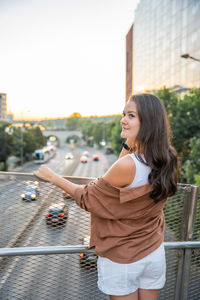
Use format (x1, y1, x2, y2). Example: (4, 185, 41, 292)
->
(103, 155, 135, 187)
(33, 165, 80, 197)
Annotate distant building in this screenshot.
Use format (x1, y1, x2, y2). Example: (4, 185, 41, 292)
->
(7, 113, 14, 123)
(126, 0, 200, 98)
(125, 24, 133, 102)
(0, 93, 7, 121)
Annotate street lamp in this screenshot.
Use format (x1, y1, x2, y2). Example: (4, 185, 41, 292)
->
(181, 53, 200, 62)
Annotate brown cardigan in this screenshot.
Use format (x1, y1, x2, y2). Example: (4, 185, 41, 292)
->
(74, 176, 167, 263)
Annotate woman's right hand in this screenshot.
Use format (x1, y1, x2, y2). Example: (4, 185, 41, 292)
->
(33, 165, 58, 183)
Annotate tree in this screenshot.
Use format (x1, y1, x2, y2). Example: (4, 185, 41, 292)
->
(181, 137, 200, 184)
(0, 123, 13, 170)
(110, 116, 123, 155)
(65, 116, 81, 130)
(92, 122, 105, 146)
(33, 127, 46, 148)
(174, 88, 200, 156)
(160, 88, 200, 156)
(12, 125, 46, 162)
(156, 88, 200, 183)
(155, 87, 179, 149)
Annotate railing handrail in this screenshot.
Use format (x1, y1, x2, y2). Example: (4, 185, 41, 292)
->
(0, 171, 198, 190)
(0, 241, 200, 257)
(0, 171, 95, 184)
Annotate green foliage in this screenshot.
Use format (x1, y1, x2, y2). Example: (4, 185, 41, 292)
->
(80, 119, 94, 145)
(110, 116, 123, 155)
(156, 88, 200, 155)
(33, 127, 46, 147)
(65, 117, 81, 130)
(155, 87, 179, 149)
(80, 116, 122, 150)
(0, 123, 13, 170)
(155, 87, 200, 184)
(173, 89, 200, 154)
(12, 126, 46, 161)
(92, 122, 105, 146)
(194, 174, 200, 185)
(181, 137, 200, 184)
(65, 113, 82, 130)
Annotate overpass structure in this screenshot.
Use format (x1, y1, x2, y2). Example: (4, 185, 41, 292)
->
(42, 129, 82, 147)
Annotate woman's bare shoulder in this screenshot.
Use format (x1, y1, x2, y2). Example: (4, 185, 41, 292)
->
(102, 155, 136, 187)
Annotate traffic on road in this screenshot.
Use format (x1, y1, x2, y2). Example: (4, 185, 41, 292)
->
(0, 146, 116, 300)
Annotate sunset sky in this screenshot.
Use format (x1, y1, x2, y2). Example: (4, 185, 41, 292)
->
(0, 0, 139, 120)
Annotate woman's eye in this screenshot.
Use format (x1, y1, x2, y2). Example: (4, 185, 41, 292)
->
(129, 114, 135, 118)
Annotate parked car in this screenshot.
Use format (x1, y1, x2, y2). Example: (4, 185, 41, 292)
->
(92, 154, 100, 161)
(21, 181, 40, 201)
(65, 152, 74, 160)
(80, 155, 88, 163)
(82, 151, 89, 157)
(79, 235, 97, 268)
(45, 202, 68, 225)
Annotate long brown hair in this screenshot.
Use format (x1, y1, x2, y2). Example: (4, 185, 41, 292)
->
(129, 93, 178, 203)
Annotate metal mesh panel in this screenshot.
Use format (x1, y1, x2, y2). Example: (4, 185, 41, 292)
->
(164, 186, 185, 241)
(158, 249, 181, 300)
(0, 175, 108, 299)
(0, 254, 108, 300)
(193, 191, 200, 241)
(0, 171, 200, 299)
(187, 248, 200, 300)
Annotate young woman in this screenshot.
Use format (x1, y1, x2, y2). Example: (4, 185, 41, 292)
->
(34, 93, 178, 300)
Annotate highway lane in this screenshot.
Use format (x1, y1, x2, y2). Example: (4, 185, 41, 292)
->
(0, 148, 114, 300)
(0, 146, 104, 250)
(0, 147, 79, 249)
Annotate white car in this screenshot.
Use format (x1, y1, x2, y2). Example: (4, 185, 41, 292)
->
(80, 155, 88, 163)
(82, 151, 89, 157)
(65, 153, 74, 159)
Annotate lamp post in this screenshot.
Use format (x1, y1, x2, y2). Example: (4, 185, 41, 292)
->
(181, 54, 200, 62)
(20, 127, 24, 165)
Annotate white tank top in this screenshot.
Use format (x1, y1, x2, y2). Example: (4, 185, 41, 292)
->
(126, 153, 151, 188)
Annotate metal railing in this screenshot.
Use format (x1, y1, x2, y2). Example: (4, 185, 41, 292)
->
(0, 172, 199, 300)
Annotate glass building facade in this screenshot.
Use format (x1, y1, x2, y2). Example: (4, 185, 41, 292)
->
(131, 0, 200, 94)
(0, 93, 7, 121)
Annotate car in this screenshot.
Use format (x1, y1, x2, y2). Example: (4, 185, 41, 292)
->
(62, 190, 72, 200)
(79, 235, 97, 268)
(21, 181, 40, 201)
(80, 155, 88, 163)
(45, 202, 68, 225)
(105, 147, 114, 154)
(82, 151, 89, 157)
(92, 154, 100, 161)
(65, 152, 74, 159)
(26, 180, 40, 191)
(92, 154, 99, 161)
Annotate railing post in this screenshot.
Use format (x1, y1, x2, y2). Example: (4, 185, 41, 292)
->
(179, 185, 199, 300)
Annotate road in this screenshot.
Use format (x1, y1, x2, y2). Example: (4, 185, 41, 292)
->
(0, 146, 117, 300)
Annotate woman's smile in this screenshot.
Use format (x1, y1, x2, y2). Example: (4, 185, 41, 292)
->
(120, 101, 140, 142)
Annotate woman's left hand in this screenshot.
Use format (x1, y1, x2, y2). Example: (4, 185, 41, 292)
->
(33, 165, 58, 183)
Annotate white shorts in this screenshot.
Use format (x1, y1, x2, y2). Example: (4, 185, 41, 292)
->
(97, 243, 166, 296)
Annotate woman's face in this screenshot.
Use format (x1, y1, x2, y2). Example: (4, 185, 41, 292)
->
(120, 101, 140, 142)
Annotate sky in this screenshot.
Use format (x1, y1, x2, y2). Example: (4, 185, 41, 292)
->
(0, 0, 139, 120)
